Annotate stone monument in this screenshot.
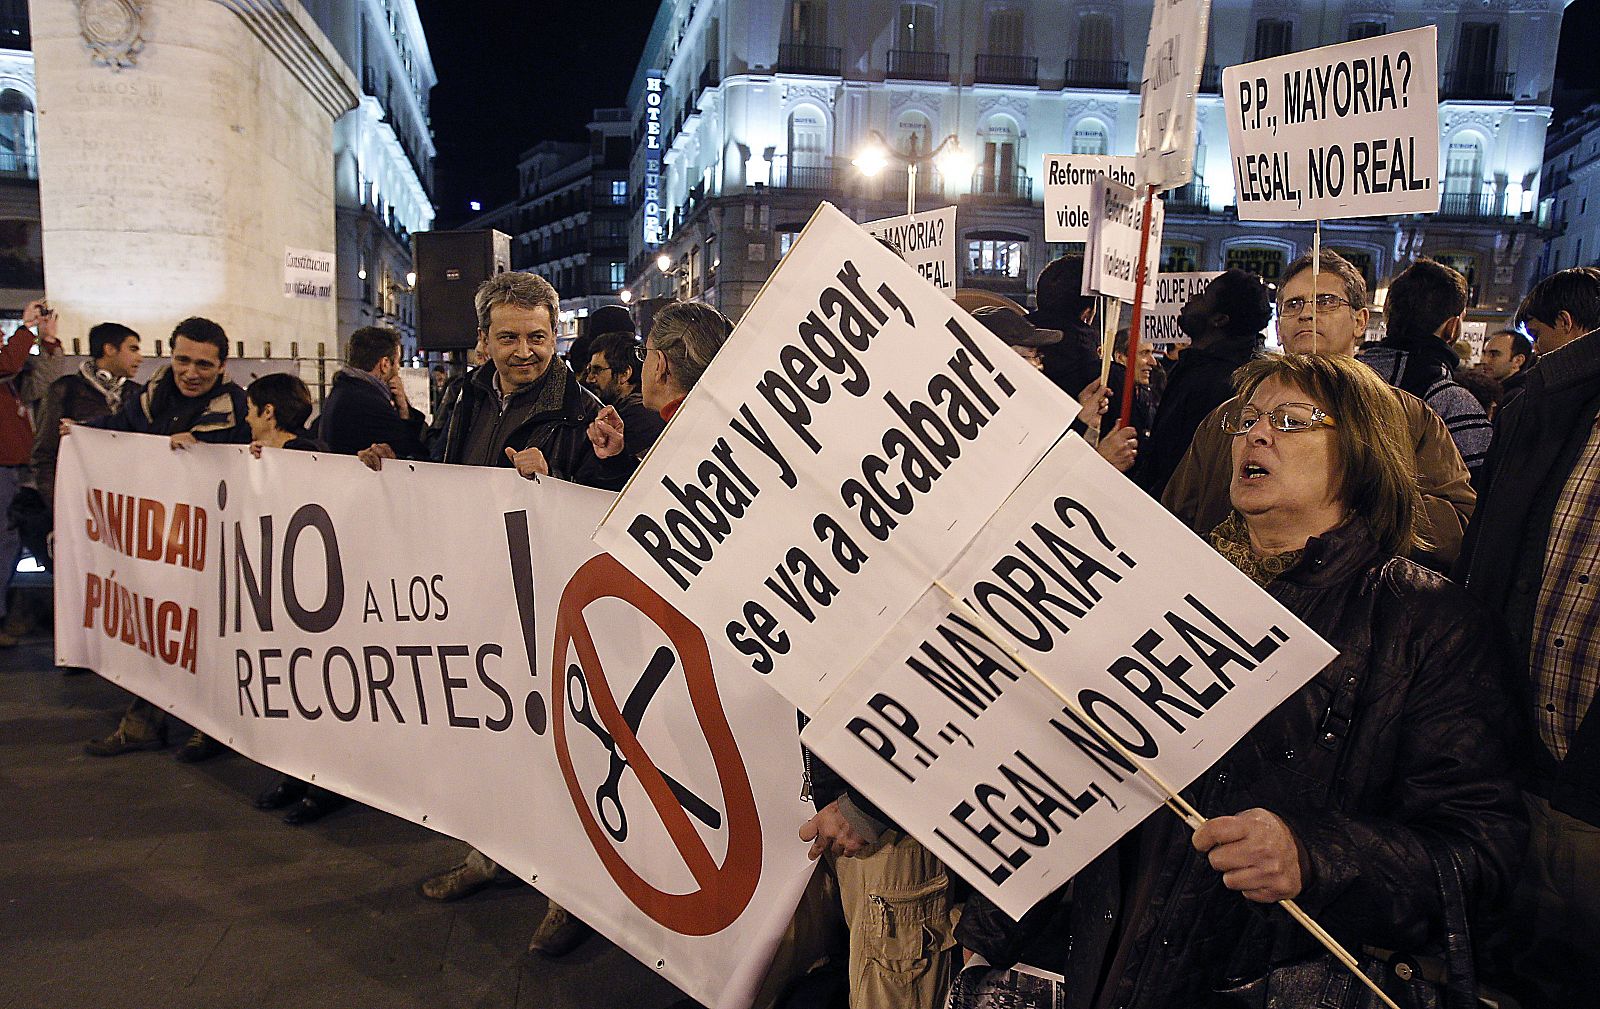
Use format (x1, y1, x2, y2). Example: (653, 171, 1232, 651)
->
(29, 0, 358, 355)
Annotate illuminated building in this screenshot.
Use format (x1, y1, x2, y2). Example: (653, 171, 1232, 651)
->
(623, 0, 1566, 319)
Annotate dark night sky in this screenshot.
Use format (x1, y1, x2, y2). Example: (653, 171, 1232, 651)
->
(420, 0, 1600, 228)
(417, 0, 661, 228)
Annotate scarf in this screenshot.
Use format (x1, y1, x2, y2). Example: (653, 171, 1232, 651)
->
(139, 365, 240, 436)
(1206, 511, 1304, 587)
(338, 364, 395, 400)
(79, 361, 127, 412)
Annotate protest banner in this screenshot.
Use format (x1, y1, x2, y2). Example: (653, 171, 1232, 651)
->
(1134, 0, 1211, 191)
(593, 203, 1071, 715)
(1042, 155, 1137, 241)
(1224, 26, 1440, 221)
(798, 433, 1338, 919)
(1083, 177, 1165, 304)
(1142, 271, 1220, 349)
(864, 206, 957, 290)
(54, 428, 815, 1009)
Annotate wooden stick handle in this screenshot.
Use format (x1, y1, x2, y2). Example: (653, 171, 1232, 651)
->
(929, 579, 1400, 1009)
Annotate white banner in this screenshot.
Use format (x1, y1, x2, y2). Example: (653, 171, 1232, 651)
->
(54, 428, 816, 1009)
(283, 246, 335, 300)
(1042, 155, 1137, 241)
(1134, 0, 1211, 191)
(594, 203, 1072, 715)
(864, 206, 957, 291)
(1142, 271, 1221, 349)
(799, 435, 1337, 919)
(1224, 26, 1440, 221)
(1083, 178, 1165, 304)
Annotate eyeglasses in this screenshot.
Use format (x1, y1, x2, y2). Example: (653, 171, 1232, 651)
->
(1220, 402, 1338, 435)
(1280, 294, 1353, 316)
(634, 345, 650, 364)
(581, 364, 613, 379)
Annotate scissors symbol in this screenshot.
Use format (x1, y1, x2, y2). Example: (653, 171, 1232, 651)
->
(566, 646, 723, 842)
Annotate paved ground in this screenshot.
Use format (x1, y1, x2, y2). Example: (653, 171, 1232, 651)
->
(0, 605, 694, 1009)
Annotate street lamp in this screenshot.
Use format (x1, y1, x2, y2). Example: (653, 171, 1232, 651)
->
(656, 252, 674, 273)
(619, 288, 634, 305)
(852, 130, 972, 216)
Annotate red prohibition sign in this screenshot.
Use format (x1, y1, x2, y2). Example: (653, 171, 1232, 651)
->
(552, 552, 762, 936)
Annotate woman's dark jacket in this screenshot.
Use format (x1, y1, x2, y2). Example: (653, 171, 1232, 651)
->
(957, 518, 1527, 1009)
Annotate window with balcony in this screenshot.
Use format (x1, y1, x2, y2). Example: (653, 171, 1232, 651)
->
(788, 0, 826, 45)
(967, 236, 1026, 278)
(1078, 13, 1113, 62)
(785, 106, 831, 188)
(1347, 21, 1385, 42)
(0, 88, 35, 179)
(1067, 14, 1124, 88)
(778, 228, 802, 258)
(779, 1, 840, 75)
(1449, 23, 1505, 98)
(897, 3, 936, 51)
(977, 115, 1020, 194)
(987, 7, 1023, 56)
(1442, 136, 1485, 216)
(1254, 19, 1293, 59)
(611, 180, 628, 204)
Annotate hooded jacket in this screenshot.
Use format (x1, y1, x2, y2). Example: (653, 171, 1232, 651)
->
(1359, 330, 1492, 479)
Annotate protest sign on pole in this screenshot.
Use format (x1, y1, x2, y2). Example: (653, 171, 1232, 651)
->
(1042, 155, 1137, 241)
(864, 206, 957, 290)
(1142, 271, 1220, 349)
(1134, 0, 1211, 191)
(798, 433, 1338, 919)
(593, 203, 1073, 715)
(1082, 177, 1165, 304)
(54, 429, 816, 1009)
(1224, 26, 1440, 221)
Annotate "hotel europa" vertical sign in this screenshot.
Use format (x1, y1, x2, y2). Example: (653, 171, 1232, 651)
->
(641, 70, 666, 247)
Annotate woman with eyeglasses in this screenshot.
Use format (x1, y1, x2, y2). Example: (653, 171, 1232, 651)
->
(957, 352, 1526, 1009)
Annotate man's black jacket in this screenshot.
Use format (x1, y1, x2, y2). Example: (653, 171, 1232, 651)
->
(1457, 330, 1600, 826)
(318, 370, 425, 457)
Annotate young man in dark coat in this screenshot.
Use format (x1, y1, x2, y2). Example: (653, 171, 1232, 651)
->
(31, 321, 143, 508)
(78, 317, 250, 760)
(1357, 258, 1493, 480)
(318, 325, 424, 457)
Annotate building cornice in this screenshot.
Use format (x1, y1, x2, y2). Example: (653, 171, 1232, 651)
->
(211, 0, 359, 121)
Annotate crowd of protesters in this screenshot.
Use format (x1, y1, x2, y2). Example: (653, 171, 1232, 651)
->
(5, 247, 1597, 1009)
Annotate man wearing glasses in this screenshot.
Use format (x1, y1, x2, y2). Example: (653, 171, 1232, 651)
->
(1162, 250, 1476, 570)
(581, 330, 665, 468)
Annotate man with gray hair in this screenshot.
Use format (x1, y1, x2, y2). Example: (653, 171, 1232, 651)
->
(637, 300, 734, 418)
(359, 271, 624, 479)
